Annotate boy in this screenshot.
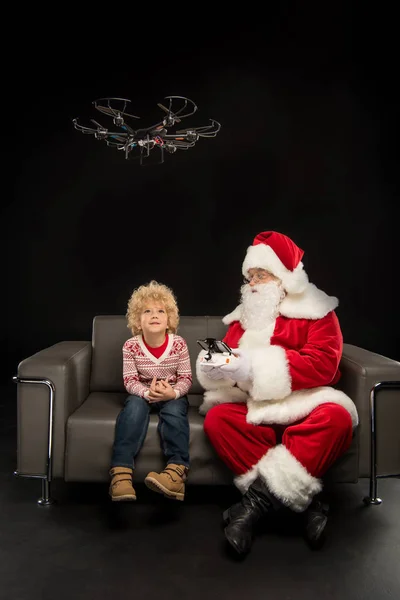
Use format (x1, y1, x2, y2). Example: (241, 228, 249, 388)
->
(110, 280, 192, 501)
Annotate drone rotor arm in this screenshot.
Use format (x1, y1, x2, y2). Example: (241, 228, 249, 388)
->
(90, 119, 106, 129)
(119, 122, 136, 135)
(109, 135, 129, 143)
(74, 124, 99, 135)
(73, 119, 101, 135)
(105, 140, 124, 147)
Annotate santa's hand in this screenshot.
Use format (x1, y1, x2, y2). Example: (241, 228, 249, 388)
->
(199, 361, 225, 380)
(220, 349, 252, 382)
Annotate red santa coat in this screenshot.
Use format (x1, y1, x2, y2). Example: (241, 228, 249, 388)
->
(196, 283, 358, 428)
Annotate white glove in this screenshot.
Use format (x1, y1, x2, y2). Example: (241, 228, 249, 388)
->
(220, 348, 252, 382)
(199, 361, 226, 380)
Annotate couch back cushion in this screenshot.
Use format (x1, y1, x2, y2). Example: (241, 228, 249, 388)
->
(90, 315, 228, 396)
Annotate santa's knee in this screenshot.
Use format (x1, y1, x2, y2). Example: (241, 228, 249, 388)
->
(315, 403, 353, 438)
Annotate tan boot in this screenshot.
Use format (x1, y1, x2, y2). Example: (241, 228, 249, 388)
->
(109, 467, 137, 501)
(144, 464, 189, 501)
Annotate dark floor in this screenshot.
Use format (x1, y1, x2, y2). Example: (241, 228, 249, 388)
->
(1, 383, 399, 600)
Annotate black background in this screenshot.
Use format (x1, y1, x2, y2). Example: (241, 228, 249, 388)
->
(5, 5, 399, 384)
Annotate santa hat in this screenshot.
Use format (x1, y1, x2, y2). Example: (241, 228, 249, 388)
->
(242, 231, 309, 294)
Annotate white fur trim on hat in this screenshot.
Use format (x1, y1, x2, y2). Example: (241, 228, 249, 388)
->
(242, 244, 309, 294)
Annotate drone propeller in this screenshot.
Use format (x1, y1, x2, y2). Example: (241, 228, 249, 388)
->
(93, 97, 140, 134)
(163, 96, 197, 119)
(157, 103, 181, 123)
(93, 98, 140, 120)
(152, 96, 198, 129)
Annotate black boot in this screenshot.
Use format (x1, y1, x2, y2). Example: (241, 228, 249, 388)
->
(224, 478, 283, 556)
(303, 497, 329, 550)
(222, 502, 241, 526)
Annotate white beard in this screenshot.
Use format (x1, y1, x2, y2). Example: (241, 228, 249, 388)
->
(240, 281, 285, 331)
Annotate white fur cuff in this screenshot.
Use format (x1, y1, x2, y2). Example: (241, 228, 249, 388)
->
(250, 346, 292, 401)
(234, 466, 259, 493)
(257, 445, 322, 512)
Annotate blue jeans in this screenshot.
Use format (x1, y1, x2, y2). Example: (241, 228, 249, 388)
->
(111, 394, 190, 469)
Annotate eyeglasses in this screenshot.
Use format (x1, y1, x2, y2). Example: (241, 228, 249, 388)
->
(243, 270, 273, 284)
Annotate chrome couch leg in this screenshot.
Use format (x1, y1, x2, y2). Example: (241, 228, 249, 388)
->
(38, 479, 55, 506)
(13, 471, 55, 506)
(363, 381, 400, 506)
(13, 376, 56, 506)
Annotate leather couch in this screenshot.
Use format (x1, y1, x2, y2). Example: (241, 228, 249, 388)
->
(14, 315, 400, 505)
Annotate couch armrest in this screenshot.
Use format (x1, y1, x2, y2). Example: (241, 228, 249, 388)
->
(16, 341, 92, 478)
(339, 343, 400, 477)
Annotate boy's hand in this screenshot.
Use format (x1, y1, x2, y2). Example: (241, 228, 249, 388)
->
(147, 377, 176, 402)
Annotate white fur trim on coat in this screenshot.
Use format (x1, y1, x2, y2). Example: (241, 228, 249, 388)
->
(222, 305, 242, 325)
(249, 346, 292, 401)
(223, 283, 338, 326)
(279, 283, 338, 319)
(199, 386, 248, 415)
(246, 386, 359, 428)
(242, 244, 309, 294)
(239, 324, 276, 349)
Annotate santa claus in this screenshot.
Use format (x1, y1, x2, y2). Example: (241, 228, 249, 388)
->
(196, 230, 358, 556)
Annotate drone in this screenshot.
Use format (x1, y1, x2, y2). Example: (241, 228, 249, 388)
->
(72, 96, 221, 165)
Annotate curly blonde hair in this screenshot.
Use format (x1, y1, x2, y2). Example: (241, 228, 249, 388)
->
(126, 280, 179, 335)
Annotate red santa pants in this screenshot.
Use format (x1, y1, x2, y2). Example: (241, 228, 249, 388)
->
(204, 402, 353, 479)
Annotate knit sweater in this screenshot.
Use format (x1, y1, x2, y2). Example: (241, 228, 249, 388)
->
(123, 334, 192, 399)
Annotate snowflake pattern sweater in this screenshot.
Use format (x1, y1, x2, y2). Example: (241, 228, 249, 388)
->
(123, 334, 192, 399)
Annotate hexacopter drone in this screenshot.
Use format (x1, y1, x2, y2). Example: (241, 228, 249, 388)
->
(72, 96, 221, 165)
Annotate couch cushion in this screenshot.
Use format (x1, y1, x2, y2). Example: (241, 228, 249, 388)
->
(65, 392, 233, 484)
